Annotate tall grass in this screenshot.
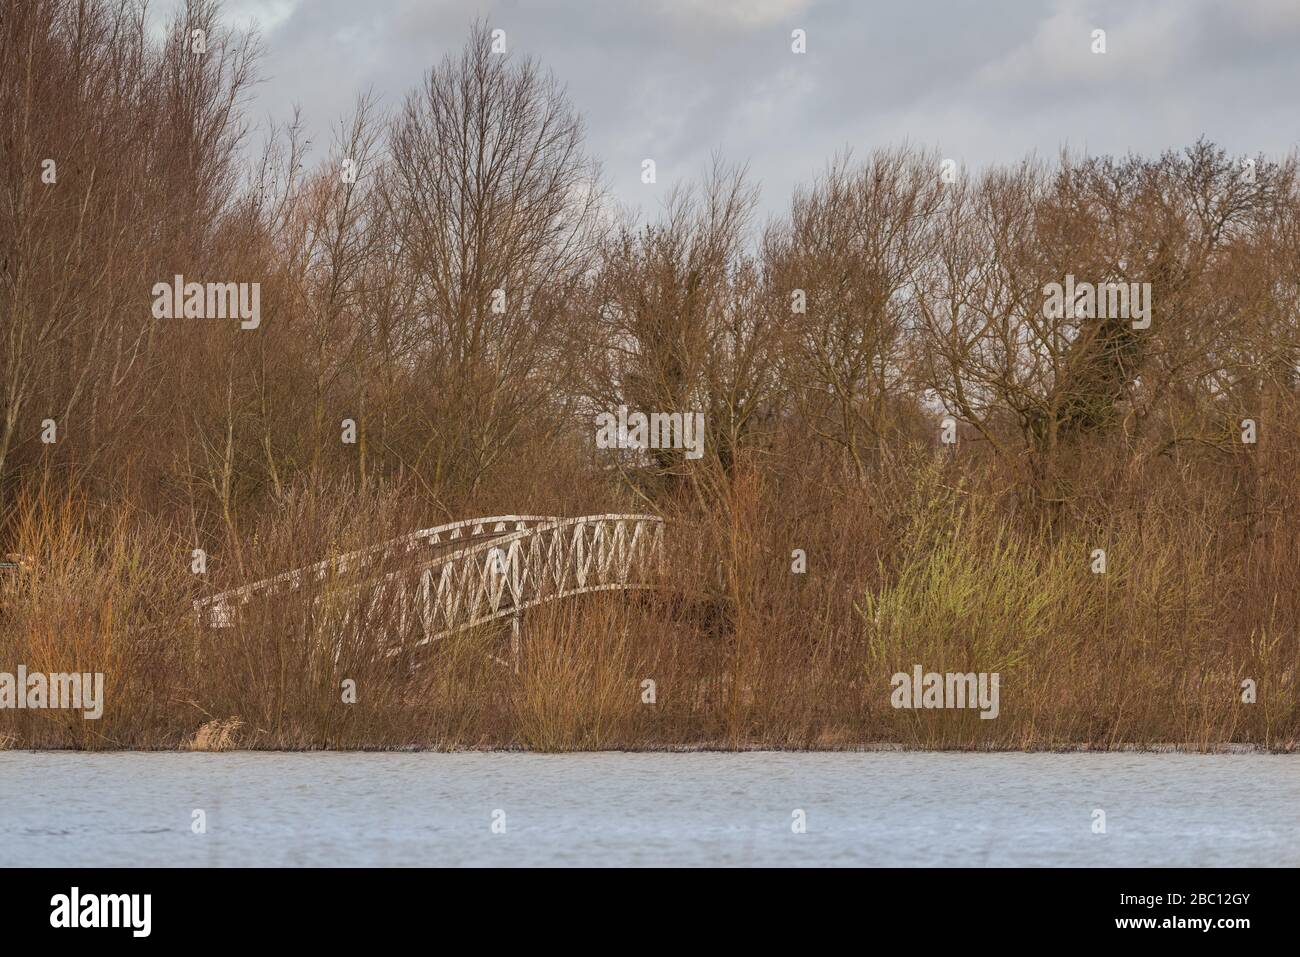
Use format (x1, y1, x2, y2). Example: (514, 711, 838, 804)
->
(1, 453, 1297, 751)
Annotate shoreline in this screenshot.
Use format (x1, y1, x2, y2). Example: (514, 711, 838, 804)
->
(4, 742, 1294, 755)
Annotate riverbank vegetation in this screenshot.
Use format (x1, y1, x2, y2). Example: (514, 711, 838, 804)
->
(2, 1, 1298, 750)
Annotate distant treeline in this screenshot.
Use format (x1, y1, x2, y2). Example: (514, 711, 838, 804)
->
(1, 1, 1297, 750)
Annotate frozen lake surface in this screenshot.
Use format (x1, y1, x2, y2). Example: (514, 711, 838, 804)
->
(1, 751, 1295, 866)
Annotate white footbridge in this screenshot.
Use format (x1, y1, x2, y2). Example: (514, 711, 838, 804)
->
(194, 515, 666, 650)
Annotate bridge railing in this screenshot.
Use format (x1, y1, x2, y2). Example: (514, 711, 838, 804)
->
(194, 515, 559, 628)
(194, 514, 666, 644)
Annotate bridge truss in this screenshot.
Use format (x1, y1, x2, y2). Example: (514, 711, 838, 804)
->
(194, 514, 666, 652)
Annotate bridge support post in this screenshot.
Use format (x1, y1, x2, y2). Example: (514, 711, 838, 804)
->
(510, 613, 521, 674)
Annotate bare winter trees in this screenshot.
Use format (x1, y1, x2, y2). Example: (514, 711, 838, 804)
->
(385, 24, 604, 497)
(780, 148, 943, 476)
(3, 0, 1300, 550)
(5, 1, 1300, 751)
(0, 0, 255, 508)
(912, 144, 1300, 507)
(584, 162, 774, 490)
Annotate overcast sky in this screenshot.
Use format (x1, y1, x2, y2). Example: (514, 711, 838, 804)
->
(154, 0, 1300, 219)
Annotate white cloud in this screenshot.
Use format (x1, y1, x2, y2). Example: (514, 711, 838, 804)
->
(974, 1, 1188, 94)
(651, 0, 817, 30)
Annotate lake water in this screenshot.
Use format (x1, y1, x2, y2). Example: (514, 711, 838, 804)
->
(1, 751, 1295, 866)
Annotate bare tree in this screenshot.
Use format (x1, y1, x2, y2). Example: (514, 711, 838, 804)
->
(384, 22, 604, 498)
(0, 0, 256, 506)
(777, 147, 943, 476)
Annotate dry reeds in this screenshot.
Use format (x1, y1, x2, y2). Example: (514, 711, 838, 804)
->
(2, 3, 1298, 752)
(1, 457, 1297, 751)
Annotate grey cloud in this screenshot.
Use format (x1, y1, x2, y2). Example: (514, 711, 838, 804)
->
(153, 0, 1300, 217)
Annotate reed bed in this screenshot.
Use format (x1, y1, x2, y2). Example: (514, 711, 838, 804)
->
(2, 451, 1295, 752)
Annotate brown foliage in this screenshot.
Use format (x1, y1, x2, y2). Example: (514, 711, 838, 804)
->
(2, 1, 1298, 749)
